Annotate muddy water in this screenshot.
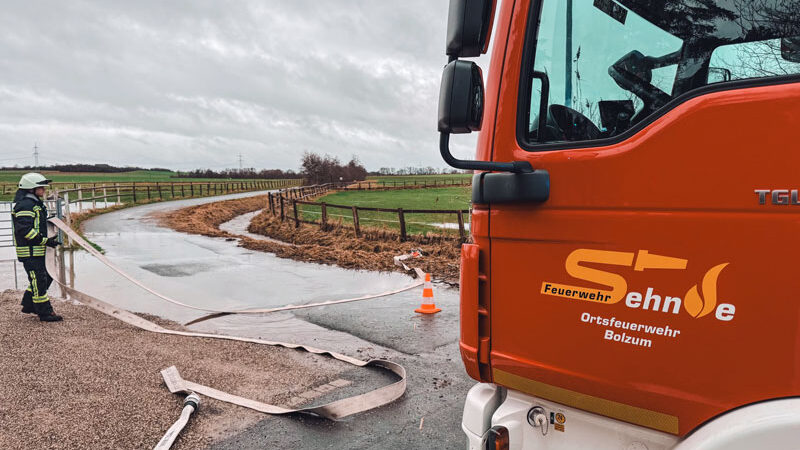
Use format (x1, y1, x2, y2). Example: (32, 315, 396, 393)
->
(70, 191, 420, 327)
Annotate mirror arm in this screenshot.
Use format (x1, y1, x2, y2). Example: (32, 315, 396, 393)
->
(440, 132, 533, 173)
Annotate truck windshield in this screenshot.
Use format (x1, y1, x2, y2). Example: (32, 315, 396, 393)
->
(525, 0, 800, 144)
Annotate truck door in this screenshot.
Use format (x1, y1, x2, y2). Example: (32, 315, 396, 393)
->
(483, 0, 800, 437)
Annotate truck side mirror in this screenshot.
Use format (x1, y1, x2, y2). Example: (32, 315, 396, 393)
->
(707, 67, 732, 84)
(782, 37, 800, 63)
(446, 0, 496, 57)
(438, 60, 484, 134)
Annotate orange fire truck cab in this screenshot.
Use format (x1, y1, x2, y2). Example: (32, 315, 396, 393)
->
(438, 1, 800, 449)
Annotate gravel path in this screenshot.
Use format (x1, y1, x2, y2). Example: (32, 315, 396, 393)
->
(0, 290, 350, 449)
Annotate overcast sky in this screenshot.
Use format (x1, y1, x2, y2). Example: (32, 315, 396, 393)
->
(0, 0, 493, 172)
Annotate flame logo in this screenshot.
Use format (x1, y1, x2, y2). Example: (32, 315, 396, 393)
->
(684, 263, 729, 318)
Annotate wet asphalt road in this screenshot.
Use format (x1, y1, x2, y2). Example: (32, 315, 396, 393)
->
(74, 192, 472, 449)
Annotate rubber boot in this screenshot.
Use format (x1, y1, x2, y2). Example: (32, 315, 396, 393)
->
(20, 290, 35, 314)
(34, 301, 63, 322)
(39, 313, 63, 322)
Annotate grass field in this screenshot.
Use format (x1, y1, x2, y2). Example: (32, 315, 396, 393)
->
(298, 186, 471, 235)
(0, 170, 298, 201)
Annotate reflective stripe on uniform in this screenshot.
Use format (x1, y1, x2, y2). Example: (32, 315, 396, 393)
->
(14, 211, 35, 218)
(28, 268, 49, 303)
(25, 229, 38, 239)
(17, 248, 31, 257)
(33, 207, 40, 234)
(29, 270, 38, 298)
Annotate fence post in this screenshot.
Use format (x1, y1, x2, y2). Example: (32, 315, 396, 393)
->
(77, 187, 83, 212)
(457, 211, 466, 241)
(156, 182, 162, 200)
(280, 196, 285, 221)
(268, 193, 274, 214)
(293, 200, 300, 228)
(398, 208, 407, 241)
(91, 184, 96, 210)
(181, 184, 185, 197)
(132, 183, 137, 203)
(64, 192, 72, 231)
(352, 206, 361, 238)
(116, 183, 121, 204)
(190, 183, 194, 197)
(320, 203, 327, 229)
(103, 187, 108, 208)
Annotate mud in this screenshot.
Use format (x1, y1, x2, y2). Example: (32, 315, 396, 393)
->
(0, 289, 348, 450)
(159, 195, 268, 239)
(159, 196, 462, 284)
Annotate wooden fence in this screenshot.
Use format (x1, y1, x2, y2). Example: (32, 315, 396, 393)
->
(372, 179, 471, 188)
(267, 183, 470, 241)
(48, 179, 298, 230)
(0, 179, 300, 198)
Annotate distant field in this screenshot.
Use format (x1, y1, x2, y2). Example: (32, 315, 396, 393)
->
(299, 186, 471, 235)
(0, 170, 272, 184)
(0, 170, 298, 201)
(367, 174, 472, 185)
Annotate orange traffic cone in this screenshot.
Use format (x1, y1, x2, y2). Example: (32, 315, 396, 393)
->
(415, 273, 441, 314)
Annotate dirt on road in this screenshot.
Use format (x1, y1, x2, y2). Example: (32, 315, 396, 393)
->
(0, 290, 348, 449)
(159, 195, 463, 284)
(158, 195, 268, 239)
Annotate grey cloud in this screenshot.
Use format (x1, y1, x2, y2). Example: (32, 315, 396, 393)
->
(0, 0, 489, 171)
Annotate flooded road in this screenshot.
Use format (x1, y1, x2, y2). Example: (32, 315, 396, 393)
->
(62, 191, 469, 449)
(72, 191, 415, 325)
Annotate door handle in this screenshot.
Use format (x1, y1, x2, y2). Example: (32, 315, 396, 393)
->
(472, 171, 550, 204)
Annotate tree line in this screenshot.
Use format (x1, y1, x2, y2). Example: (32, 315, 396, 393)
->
(300, 152, 368, 185)
(0, 163, 170, 173)
(375, 166, 468, 176)
(174, 168, 302, 179)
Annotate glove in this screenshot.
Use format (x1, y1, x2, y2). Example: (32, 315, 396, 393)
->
(45, 237, 61, 248)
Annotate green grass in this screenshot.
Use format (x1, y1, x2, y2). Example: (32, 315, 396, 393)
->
(0, 171, 297, 200)
(298, 187, 471, 235)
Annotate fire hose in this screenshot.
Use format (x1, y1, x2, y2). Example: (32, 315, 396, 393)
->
(45, 217, 415, 444)
(154, 393, 201, 450)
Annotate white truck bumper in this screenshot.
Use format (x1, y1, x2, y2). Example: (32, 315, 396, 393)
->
(461, 383, 676, 450)
(462, 382, 800, 450)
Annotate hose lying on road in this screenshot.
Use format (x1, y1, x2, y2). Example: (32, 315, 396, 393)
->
(50, 217, 424, 323)
(154, 393, 200, 450)
(46, 217, 408, 423)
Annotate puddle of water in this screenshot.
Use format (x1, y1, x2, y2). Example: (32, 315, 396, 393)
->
(429, 222, 471, 230)
(140, 262, 214, 277)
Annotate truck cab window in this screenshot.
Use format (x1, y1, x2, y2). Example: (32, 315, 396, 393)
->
(524, 0, 800, 146)
(710, 39, 800, 83)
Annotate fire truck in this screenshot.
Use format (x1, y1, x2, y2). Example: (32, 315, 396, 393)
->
(437, 0, 800, 448)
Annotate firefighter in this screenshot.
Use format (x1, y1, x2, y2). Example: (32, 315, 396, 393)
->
(12, 172, 62, 322)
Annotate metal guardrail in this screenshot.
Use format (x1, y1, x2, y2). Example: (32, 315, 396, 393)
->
(1, 198, 64, 290)
(1, 201, 18, 288)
